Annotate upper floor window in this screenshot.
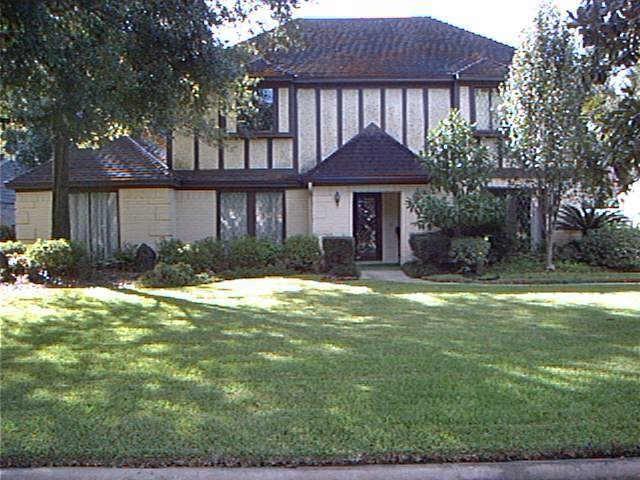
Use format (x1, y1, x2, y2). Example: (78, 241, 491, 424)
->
(473, 87, 500, 131)
(239, 87, 275, 132)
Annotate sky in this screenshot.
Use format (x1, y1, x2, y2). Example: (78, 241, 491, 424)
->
(227, 0, 583, 47)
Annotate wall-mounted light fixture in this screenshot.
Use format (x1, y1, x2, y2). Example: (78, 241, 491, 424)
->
(334, 191, 341, 206)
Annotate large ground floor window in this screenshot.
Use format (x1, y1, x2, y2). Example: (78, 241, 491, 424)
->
(70, 192, 119, 260)
(218, 191, 284, 243)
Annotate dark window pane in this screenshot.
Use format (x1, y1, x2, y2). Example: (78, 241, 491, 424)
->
(239, 88, 275, 132)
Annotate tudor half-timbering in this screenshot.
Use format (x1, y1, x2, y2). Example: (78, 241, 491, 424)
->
(8, 17, 519, 263)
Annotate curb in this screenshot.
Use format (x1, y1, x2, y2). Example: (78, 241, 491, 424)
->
(3, 458, 640, 480)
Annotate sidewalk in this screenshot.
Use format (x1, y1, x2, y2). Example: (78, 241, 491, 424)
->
(3, 458, 640, 480)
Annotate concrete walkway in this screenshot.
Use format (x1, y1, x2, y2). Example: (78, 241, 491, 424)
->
(3, 458, 640, 480)
(360, 267, 424, 283)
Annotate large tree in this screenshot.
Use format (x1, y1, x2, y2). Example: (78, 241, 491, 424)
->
(569, 0, 640, 192)
(499, 5, 595, 270)
(0, 0, 300, 238)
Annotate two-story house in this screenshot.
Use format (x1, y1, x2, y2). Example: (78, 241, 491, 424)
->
(8, 17, 518, 263)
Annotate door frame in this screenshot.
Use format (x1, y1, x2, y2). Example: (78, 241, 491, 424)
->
(352, 192, 383, 261)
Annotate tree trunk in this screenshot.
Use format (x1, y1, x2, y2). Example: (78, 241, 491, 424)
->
(544, 191, 555, 271)
(51, 133, 70, 239)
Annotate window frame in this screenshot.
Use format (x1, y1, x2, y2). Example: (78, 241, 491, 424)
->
(216, 190, 286, 243)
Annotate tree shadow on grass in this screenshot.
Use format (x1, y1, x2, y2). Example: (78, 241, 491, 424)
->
(1, 279, 639, 466)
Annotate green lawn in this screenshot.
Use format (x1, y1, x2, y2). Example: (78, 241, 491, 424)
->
(1, 278, 639, 466)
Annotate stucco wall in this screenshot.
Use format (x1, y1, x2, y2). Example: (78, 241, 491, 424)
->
(297, 88, 317, 173)
(406, 88, 425, 152)
(285, 189, 310, 237)
(175, 190, 216, 243)
(273, 139, 293, 168)
(173, 132, 195, 170)
(385, 88, 403, 143)
(428, 88, 451, 133)
(223, 139, 244, 169)
(311, 184, 423, 263)
(119, 188, 176, 247)
(249, 139, 268, 169)
(199, 138, 219, 170)
(15, 191, 52, 242)
(278, 87, 290, 133)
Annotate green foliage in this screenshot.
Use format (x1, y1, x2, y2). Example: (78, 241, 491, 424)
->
(401, 260, 441, 279)
(580, 225, 640, 271)
(419, 110, 493, 197)
(408, 232, 451, 266)
(322, 237, 358, 278)
(158, 237, 228, 273)
(0, 225, 16, 241)
(281, 235, 321, 272)
(0, 0, 298, 237)
(191, 238, 228, 273)
(556, 204, 626, 234)
(0, 241, 26, 256)
(499, 4, 597, 268)
(408, 192, 506, 236)
(25, 239, 88, 279)
(555, 240, 583, 262)
(112, 244, 139, 271)
(138, 262, 207, 288)
(228, 237, 282, 269)
(488, 230, 520, 264)
(449, 237, 491, 274)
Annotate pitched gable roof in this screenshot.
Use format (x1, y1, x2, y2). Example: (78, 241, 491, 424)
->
(251, 17, 514, 80)
(304, 123, 429, 185)
(6, 136, 175, 190)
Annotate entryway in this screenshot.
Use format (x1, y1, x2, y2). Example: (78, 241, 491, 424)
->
(353, 192, 401, 263)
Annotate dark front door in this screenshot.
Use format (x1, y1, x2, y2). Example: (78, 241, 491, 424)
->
(353, 192, 382, 261)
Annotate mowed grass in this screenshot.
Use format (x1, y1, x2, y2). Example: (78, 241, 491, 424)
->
(1, 278, 639, 466)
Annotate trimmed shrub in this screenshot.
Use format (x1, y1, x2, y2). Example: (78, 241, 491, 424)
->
(0, 225, 15, 241)
(282, 235, 321, 272)
(228, 237, 281, 269)
(322, 236, 358, 278)
(409, 232, 451, 265)
(191, 237, 228, 272)
(580, 225, 640, 271)
(138, 262, 208, 288)
(488, 230, 519, 264)
(26, 239, 88, 279)
(449, 236, 491, 274)
(401, 260, 441, 278)
(157, 239, 191, 265)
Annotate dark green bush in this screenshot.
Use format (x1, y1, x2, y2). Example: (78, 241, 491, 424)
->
(191, 237, 228, 272)
(281, 235, 321, 272)
(555, 240, 583, 262)
(449, 236, 491, 274)
(488, 230, 519, 264)
(157, 239, 191, 265)
(322, 236, 358, 278)
(113, 243, 139, 270)
(0, 225, 15, 241)
(409, 232, 450, 265)
(26, 239, 88, 279)
(138, 262, 208, 288)
(401, 260, 441, 278)
(228, 237, 282, 269)
(580, 225, 640, 271)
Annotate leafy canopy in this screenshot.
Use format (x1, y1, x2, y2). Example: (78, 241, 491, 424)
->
(419, 110, 493, 198)
(407, 110, 505, 236)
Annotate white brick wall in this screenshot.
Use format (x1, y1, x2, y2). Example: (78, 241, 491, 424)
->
(175, 190, 216, 243)
(15, 191, 52, 242)
(119, 188, 176, 248)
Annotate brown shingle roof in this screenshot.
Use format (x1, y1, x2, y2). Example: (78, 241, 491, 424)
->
(251, 17, 514, 80)
(304, 123, 429, 185)
(7, 136, 175, 190)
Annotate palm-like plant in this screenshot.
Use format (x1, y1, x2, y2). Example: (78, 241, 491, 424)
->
(556, 204, 626, 235)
